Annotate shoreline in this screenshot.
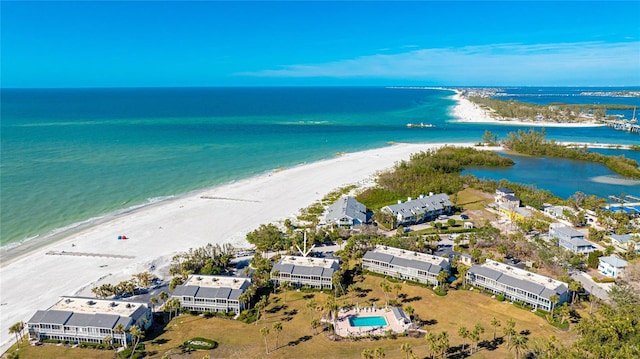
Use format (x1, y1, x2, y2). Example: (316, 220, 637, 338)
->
(449, 89, 606, 128)
(0, 141, 479, 353)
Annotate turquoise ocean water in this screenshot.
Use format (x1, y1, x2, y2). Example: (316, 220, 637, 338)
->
(1, 87, 639, 248)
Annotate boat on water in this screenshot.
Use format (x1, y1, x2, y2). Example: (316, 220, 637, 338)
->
(406, 122, 435, 128)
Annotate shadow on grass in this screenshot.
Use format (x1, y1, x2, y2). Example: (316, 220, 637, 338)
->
(267, 304, 288, 314)
(479, 337, 503, 351)
(401, 295, 422, 303)
(287, 335, 313, 347)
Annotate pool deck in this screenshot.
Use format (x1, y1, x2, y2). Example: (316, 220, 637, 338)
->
(331, 306, 410, 337)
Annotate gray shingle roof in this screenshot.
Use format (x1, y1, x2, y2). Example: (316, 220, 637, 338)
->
(325, 196, 367, 225)
(382, 193, 451, 221)
(272, 262, 336, 279)
(27, 309, 132, 330)
(363, 250, 445, 275)
(469, 265, 567, 300)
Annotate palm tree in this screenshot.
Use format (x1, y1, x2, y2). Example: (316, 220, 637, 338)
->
(437, 270, 449, 291)
(569, 280, 583, 304)
(380, 281, 391, 307)
(426, 332, 437, 359)
(394, 283, 403, 301)
(271, 270, 280, 293)
(113, 323, 126, 348)
(549, 294, 560, 317)
(557, 303, 571, 325)
(149, 297, 158, 312)
(326, 300, 340, 340)
(503, 319, 516, 347)
(158, 291, 169, 306)
(471, 323, 484, 353)
(457, 266, 469, 287)
(400, 342, 413, 359)
(255, 296, 268, 325)
(437, 331, 449, 358)
(306, 299, 317, 319)
(281, 281, 291, 304)
(361, 348, 374, 359)
(8, 322, 24, 348)
(404, 305, 415, 326)
(490, 317, 501, 340)
(260, 326, 270, 354)
(458, 325, 469, 354)
(102, 335, 113, 350)
(374, 346, 386, 359)
(128, 326, 144, 359)
(272, 322, 283, 350)
(509, 334, 528, 359)
(311, 318, 320, 335)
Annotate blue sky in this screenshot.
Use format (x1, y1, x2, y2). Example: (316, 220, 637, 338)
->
(2, 1, 639, 87)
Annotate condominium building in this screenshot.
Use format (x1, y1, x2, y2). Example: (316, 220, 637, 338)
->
(27, 296, 152, 347)
(271, 256, 340, 289)
(381, 193, 452, 227)
(467, 259, 569, 312)
(362, 245, 450, 286)
(172, 275, 251, 314)
(598, 255, 628, 278)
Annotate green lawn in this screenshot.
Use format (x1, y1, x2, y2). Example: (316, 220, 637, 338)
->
(8, 274, 579, 359)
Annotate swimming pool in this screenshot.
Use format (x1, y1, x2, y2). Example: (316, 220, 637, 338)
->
(348, 316, 388, 327)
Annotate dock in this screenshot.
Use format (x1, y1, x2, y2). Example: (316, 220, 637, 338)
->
(600, 119, 639, 134)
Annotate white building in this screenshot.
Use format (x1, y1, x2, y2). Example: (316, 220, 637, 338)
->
(549, 223, 596, 254)
(598, 255, 628, 278)
(608, 233, 640, 254)
(381, 193, 452, 227)
(466, 260, 569, 312)
(362, 245, 450, 286)
(271, 256, 340, 289)
(172, 275, 251, 314)
(27, 296, 152, 347)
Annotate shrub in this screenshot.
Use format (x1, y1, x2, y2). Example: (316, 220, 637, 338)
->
(238, 308, 258, 324)
(496, 294, 506, 302)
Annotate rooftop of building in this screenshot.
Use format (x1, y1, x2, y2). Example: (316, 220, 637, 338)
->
(50, 296, 146, 317)
(472, 259, 566, 292)
(277, 255, 340, 269)
(183, 275, 251, 290)
(599, 255, 628, 267)
(369, 245, 449, 267)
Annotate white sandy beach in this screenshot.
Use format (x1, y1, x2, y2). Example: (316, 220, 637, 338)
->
(450, 90, 606, 128)
(0, 142, 483, 353)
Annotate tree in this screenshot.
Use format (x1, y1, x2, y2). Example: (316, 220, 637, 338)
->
(380, 281, 392, 307)
(158, 291, 169, 305)
(557, 303, 571, 325)
(437, 270, 449, 291)
(490, 317, 501, 340)
(400, 342, 413, 359)
(260, 326, 270, 354)
(8, 322, 24, 347)
(272, 322, 283, 350)
(281, 281, 291, 304)
(503, 319, 516, 347)
(113, 323, 126, 347)
(374, 346, 386, 359)
(549, 294, 560, 317)
(404, 305, 415, 325)
(470, 323, 485, 353)
(255, 296, 268, 325)
(437, 331, 450, 358)
(426, 332, 437, 359)
(128, 326, 144, 359)
(102, 335, 113, 350)
(569, 280, 583, 305)
(149, 297, 158, 312)
(458, 325, 469, 354)
(394, 283, 403, 301)
(509, 334, 528, 359)
(306, 299, 317, 319)
(361, 348, 374, 359)
(326, 300, 340, 340)
(311, 318, 320, 335)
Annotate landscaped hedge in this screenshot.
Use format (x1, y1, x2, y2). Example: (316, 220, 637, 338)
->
(182, 337, 218, 350)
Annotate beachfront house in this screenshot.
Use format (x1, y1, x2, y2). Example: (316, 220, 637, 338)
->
(549, 223, 596, 254)
(325, 196, 367, 228)
(543, 205, 576, 221)
(271, 256, 340, 289)
(466, 259, 569, 312)
(362, 245, 450, 286)
(171, 275, 251, 314)
(26, 296, 152, 347)
(380, 193, 452, 228)
(598, 255, 628, 278)
(608, 233, 640, 254)
(495, 187, 516, 201)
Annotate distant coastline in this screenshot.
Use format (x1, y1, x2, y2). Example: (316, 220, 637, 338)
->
(450, 89, 606, 127)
